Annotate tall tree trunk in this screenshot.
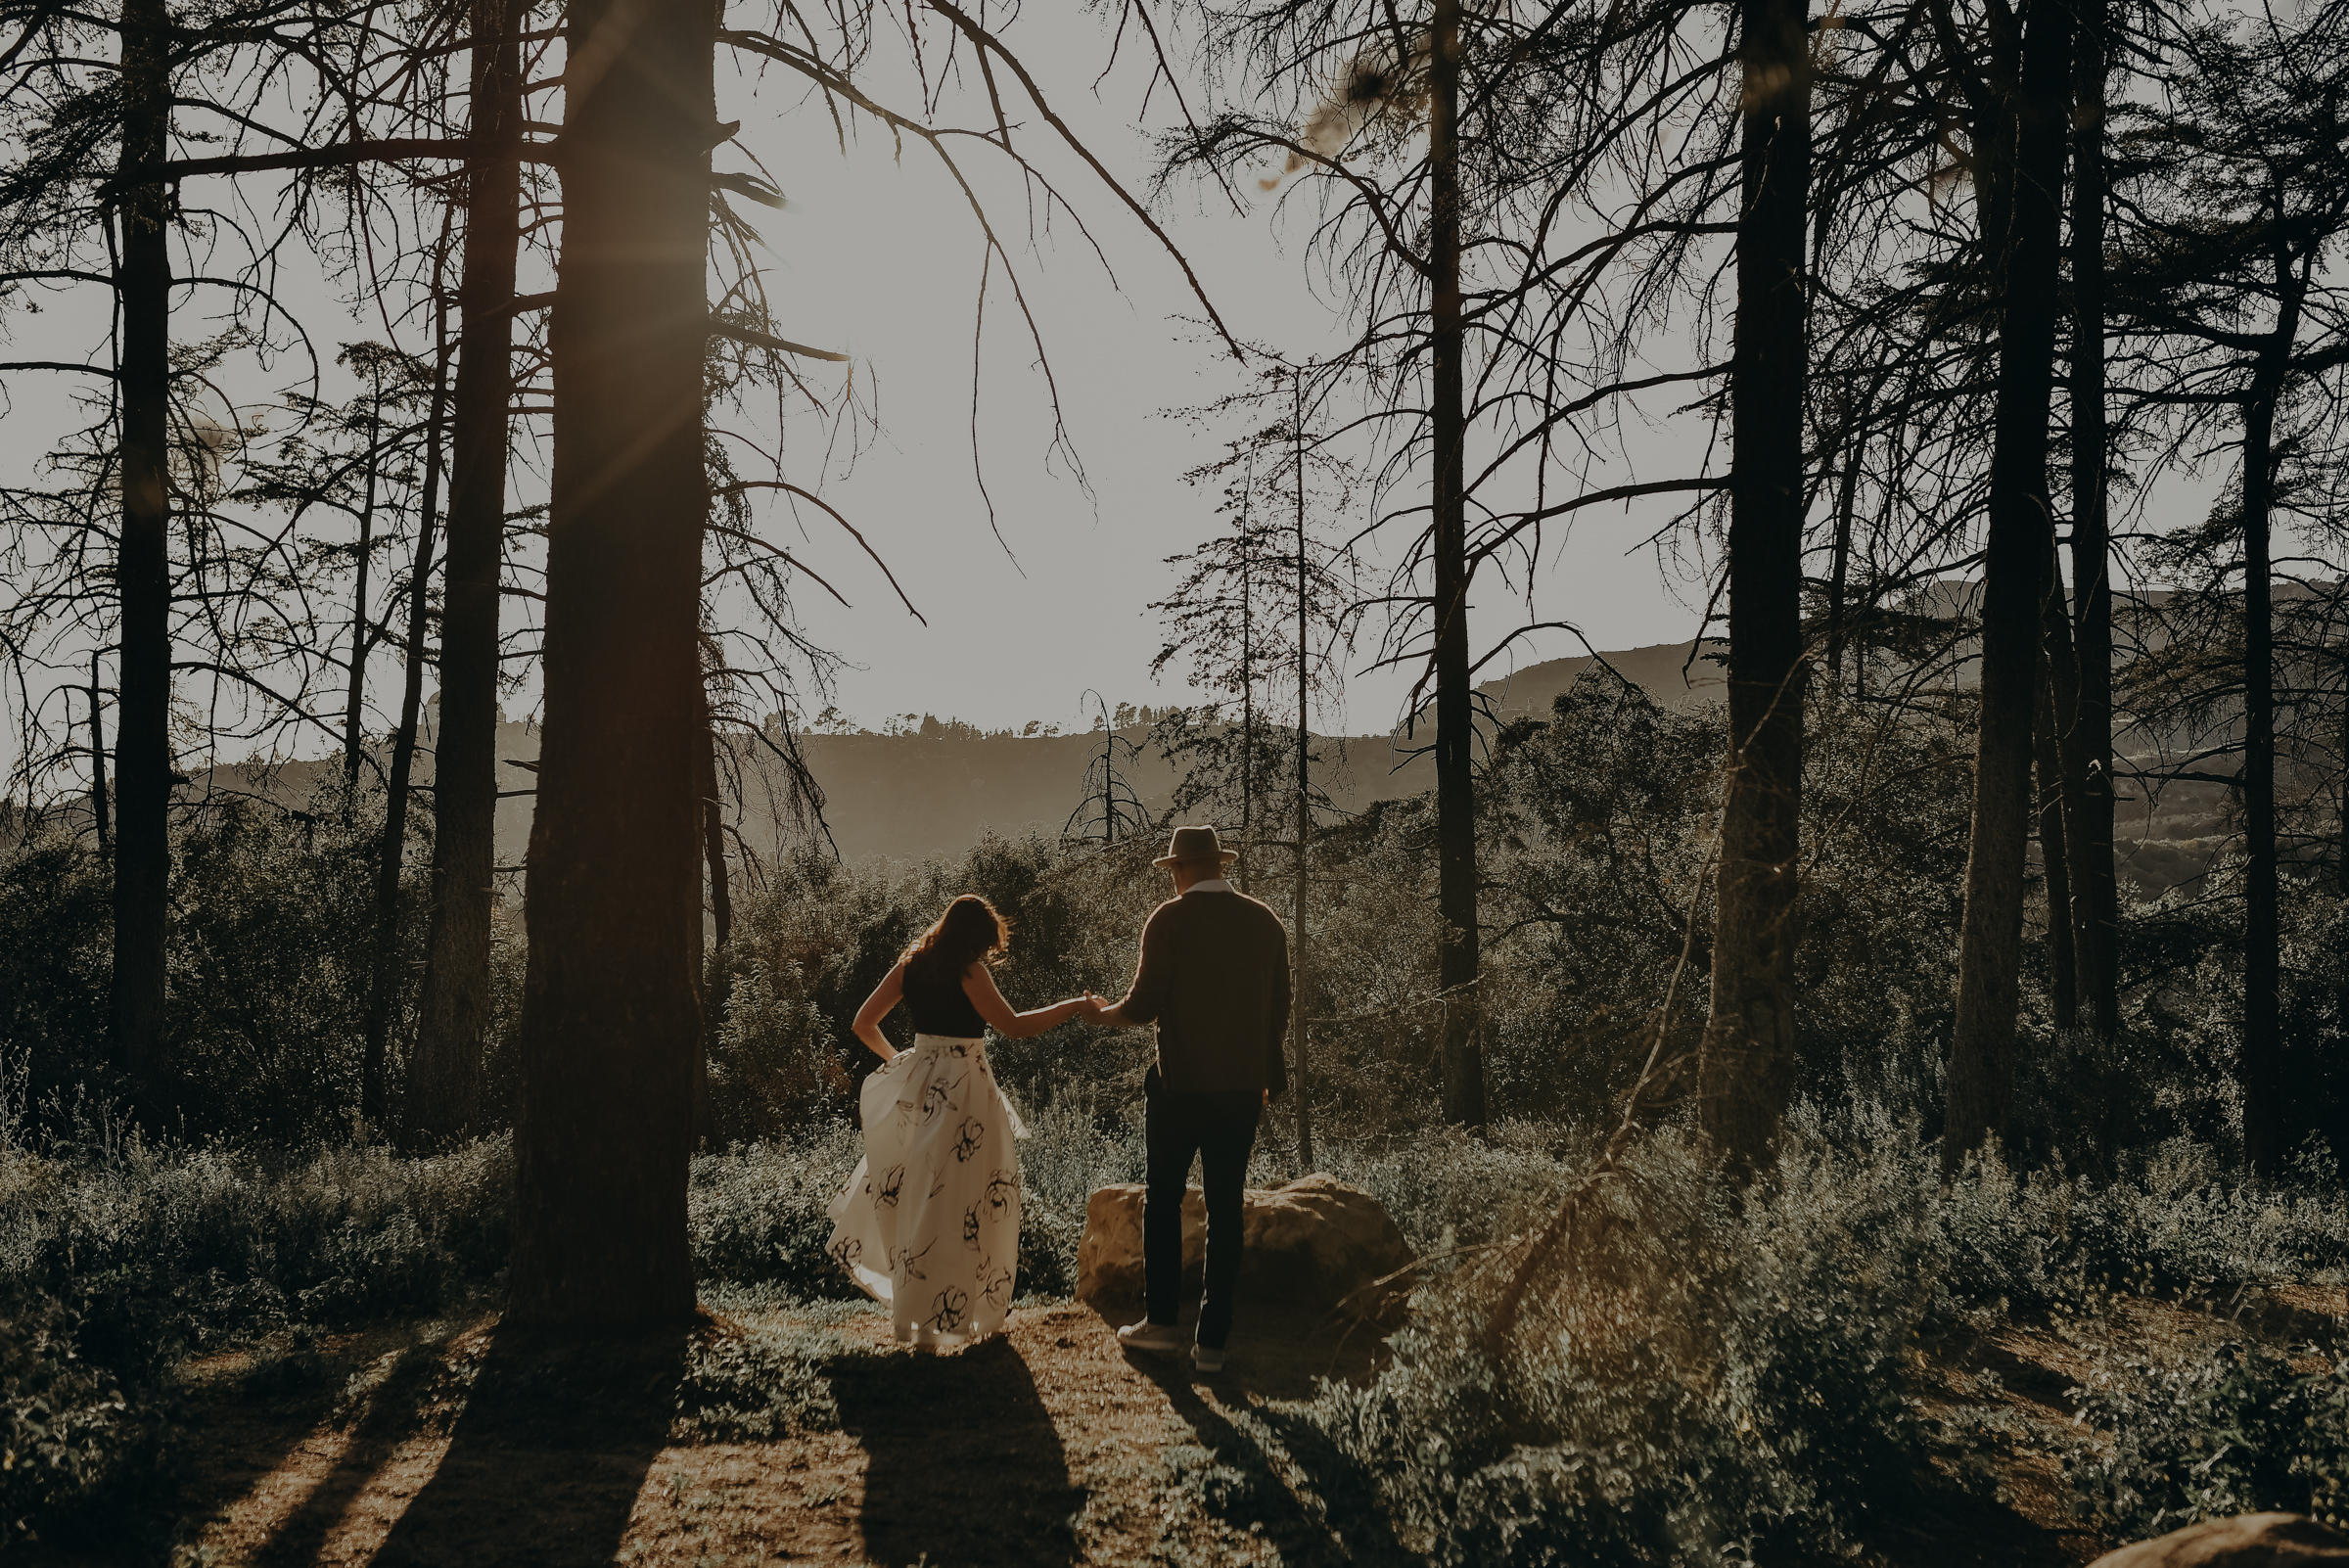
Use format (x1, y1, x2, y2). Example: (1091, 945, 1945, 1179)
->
(113, 0, 172, 1114)
(507, 0, 713, 1329)
(1293, 375, 1314, 1170)
(1428, 0, 1483, 1127)
(2037, 531, 2094, 1038)
(2066, 0, 2120, 1041)
(1944, 0, 2074, 1173)
(2238, 225, 2301, 1176)
(361, 277, 453, 1130)
(2033, 660, 2076, 1025)
(1699, 0, 1811, 1176)
(406, 0, 524, 1145)
(2241, 392, 2279, 1175)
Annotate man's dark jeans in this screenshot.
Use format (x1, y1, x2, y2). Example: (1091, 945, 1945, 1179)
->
(1144, 1066, 1263, 1352)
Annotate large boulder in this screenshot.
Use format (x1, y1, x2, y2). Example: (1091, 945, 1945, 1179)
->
(1076, 1174, 1413, 1320)
(2090, 1515, 2349, 1568)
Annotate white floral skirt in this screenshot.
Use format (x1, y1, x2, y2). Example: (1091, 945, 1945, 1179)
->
(826, 1034, 1027, 1345)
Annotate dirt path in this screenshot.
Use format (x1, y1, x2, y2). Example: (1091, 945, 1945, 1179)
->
(158, 1297, 1405, 1568)
(66, 1282, 2342, 1566)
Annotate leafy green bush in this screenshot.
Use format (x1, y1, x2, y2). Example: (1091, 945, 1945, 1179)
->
(1313, 1128, 1943, 1566)
(0, 1278, 175, 1549)
(687, 1129, 865, 1296)
(2068, 1338, 2349, 1533)
(1931, 1135, 2349, 1310)
(0, 1135, 513, 1348)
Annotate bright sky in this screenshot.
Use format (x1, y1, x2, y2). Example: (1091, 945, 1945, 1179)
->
(707, 20, 1711, 737)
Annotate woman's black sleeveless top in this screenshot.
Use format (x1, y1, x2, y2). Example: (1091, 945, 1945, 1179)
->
(903, 956, 987, 1037)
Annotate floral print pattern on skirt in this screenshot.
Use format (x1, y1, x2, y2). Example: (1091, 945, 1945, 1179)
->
(825, 1033, 1026, 1346)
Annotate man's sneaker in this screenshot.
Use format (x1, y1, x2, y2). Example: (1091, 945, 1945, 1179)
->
(1117, 1319, 1186, 1355)
(1191, 1341, 1227, 1373)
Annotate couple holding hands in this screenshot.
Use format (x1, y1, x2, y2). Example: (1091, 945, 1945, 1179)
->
(823, 825, 1290, 1372)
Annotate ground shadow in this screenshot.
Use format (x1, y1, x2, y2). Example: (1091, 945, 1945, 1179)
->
(248, 1335, 460, 1568)
(1130, 1350, 1415, 1568)
(365, 1320, 686, 1568)
(1083, 1293, 1392, 1399)
(828, 1335, 1082, 1568)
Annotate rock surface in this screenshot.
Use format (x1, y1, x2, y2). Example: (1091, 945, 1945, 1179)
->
(2090, 1515, 2349, 1568)
(1076, 1174, 1414, 1319)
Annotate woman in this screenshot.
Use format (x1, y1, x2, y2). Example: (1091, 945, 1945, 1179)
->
(825, 894, 1092, 1348)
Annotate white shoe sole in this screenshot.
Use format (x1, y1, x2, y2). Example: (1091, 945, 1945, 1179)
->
(1117, 1327, 1186, 1357)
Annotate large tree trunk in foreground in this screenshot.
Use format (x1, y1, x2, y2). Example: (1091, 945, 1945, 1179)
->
(1699, 0, 1811, 1177)
(113, 0, 172, 1115)
(2066, 0, 2121, 1040)
(1428, 0, 1483, 1128)
(407, 0, 525, 1145)
(1944, 0, 2074, 1173)
(507, 0, 713, 1328)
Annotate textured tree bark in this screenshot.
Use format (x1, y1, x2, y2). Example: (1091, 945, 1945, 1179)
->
(407, 0, 524, 1145)
(1293, 384, 1314, 1169)
(2038, 536, 2093, 1036)
(2065, 0, 2120, 1041)
(113, 0, 172, 1113)
(361, 287, 452, 1129)
(2241, 395, 2279, 1175)
(2032, 661, 2076, 1027)
(1428, 0, 1483, 1128)
(2238, 237, 2301, 1176)
(1698, 0, 1811, 1178)
(506, 0, 712, 1328)
(1944, 0, 2074, 1174)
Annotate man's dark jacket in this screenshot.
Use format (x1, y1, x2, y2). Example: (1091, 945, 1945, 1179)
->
(1113, 889, 1291, 1097)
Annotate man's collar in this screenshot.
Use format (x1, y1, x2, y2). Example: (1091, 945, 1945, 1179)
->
(1183, 877, 1235, 895)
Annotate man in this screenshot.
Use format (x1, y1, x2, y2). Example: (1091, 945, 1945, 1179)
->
(1083, 824, 1290, 1373)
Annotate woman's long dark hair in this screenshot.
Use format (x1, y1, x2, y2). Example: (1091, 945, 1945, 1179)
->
(902, 895, 1010, 988)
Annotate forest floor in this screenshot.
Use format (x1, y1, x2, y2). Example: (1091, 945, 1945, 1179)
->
(26, 1282, 2349, 1567)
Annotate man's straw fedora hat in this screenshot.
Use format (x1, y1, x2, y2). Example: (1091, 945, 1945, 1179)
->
(1153, 824, 1241, 868)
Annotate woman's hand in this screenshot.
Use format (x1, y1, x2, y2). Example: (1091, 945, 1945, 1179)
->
(852, 961, 906, 1060)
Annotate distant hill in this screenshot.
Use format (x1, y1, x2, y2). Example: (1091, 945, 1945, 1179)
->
(168, 593, 2298, 893)
(1476, 639, 1727, 716)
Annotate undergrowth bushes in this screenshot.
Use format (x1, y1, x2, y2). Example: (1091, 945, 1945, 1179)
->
(1314, 1128, 1943, 1566)
(1306, 1116, 2349, 1565)
(2067, 1334, 2349, 1534)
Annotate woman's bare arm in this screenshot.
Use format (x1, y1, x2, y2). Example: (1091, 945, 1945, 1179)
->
(852, 961, 906, 1060)
(963, 964, 1089, 1039)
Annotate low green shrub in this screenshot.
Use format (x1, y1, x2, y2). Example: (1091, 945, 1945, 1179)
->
(1312, 1128, 1944, 1566)
(1, 1278, 175, 1550)
(0, 1135, 513, 1348)
(2067, 1337, 2349, 1534)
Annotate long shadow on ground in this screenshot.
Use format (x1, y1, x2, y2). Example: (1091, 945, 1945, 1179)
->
(829, 1335, 1082, 1567)
(367, 1322, 685, 1568)
(1133, 1352, 1416, 1568)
